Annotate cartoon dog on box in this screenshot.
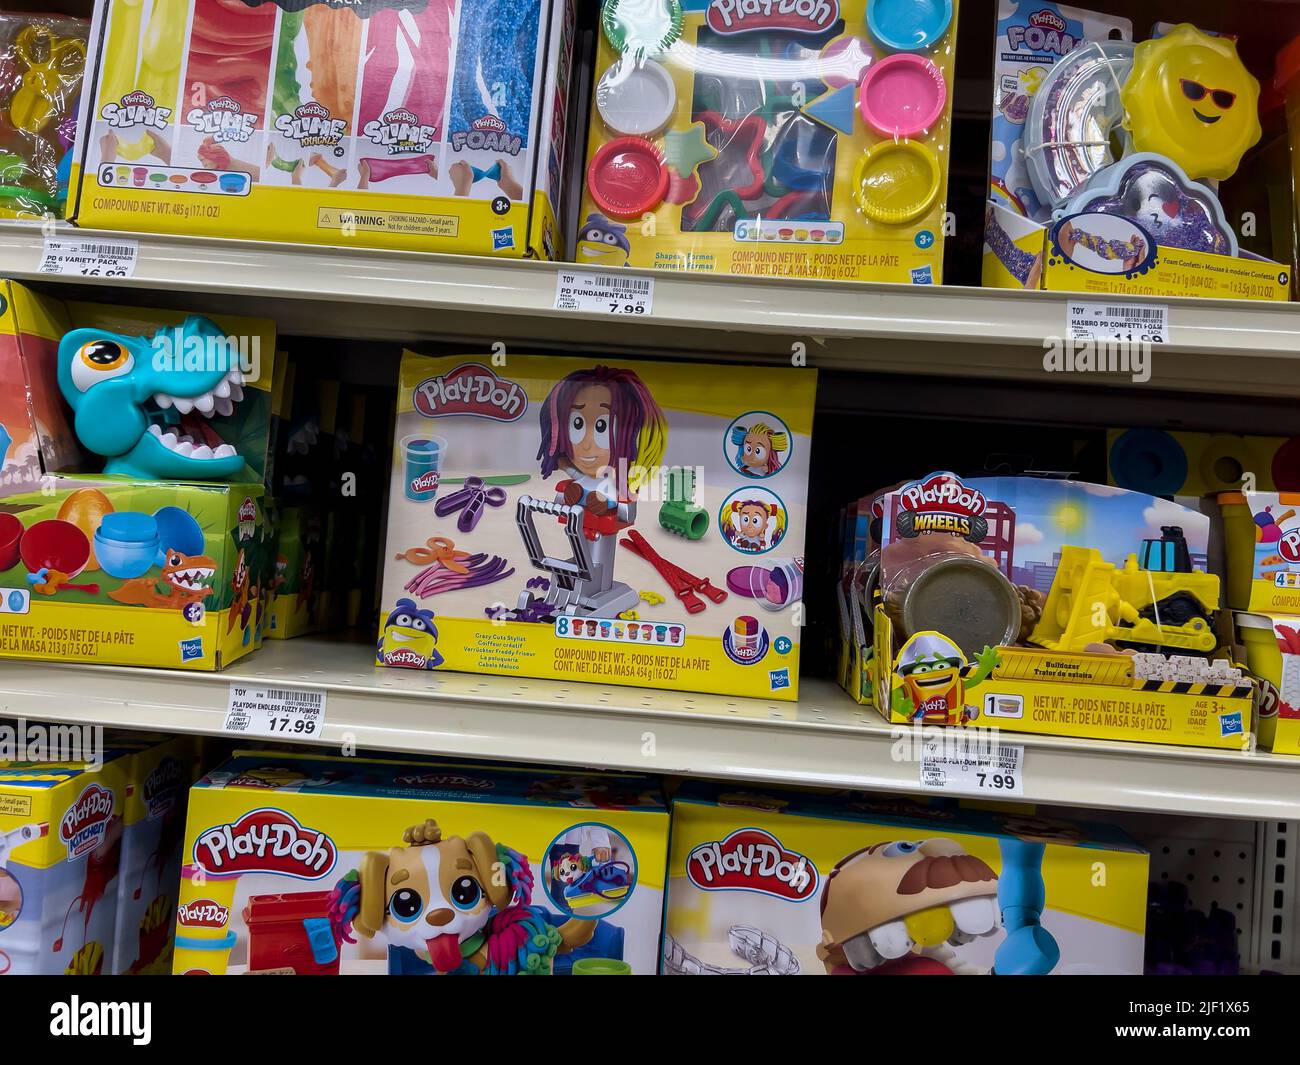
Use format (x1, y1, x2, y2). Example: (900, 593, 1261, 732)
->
(334, 819, 594, 975)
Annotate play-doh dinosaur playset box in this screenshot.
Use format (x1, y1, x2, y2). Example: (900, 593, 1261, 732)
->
(0, 748, 136, 975)
(576, 0, 959, 282)
(0, 288, 278, 670)
(71, 0, 576, 260)
(982, 5, 1289, 301)
(663, 783, 1147, 975)
(375, 353, 816, 699)
(843, 471, 1255, 749)
(110, 733, 199, 974)
(172, 751, 668, 975)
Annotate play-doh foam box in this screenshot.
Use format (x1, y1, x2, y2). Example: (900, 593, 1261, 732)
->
(72, 0, 577, 260)
(0, 751, 134, 975)
(1219, 491, 1300, 614)
(1235, 612, 1300, 755)
(577, 0, 959, 282)
(664, 783, 1147, 975)
(111, 734, 198, 974)
(375, 353, 816, 699)
(982, 6, 1289, 301)
(173, 752, 667, 975)
(0, 282, 83, 498)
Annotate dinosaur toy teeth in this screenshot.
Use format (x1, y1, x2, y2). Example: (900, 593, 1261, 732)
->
(146, 425, 238, 461)
(166, 564, 215, 593)
(150, 367, 245, 418)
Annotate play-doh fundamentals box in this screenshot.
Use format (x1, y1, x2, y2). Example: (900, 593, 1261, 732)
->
(982, 5, 1288, 300)
(664, 784, 1148, 975)
(844, 471, 1255, 749)
(576, 0, 959, 282)
(172, 753, 668, 975)
(376, 353, 816, 699)
(0, 753, 132, 975)
(73, 0, 576, 259)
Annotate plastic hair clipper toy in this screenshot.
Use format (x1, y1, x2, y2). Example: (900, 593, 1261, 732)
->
(57, 315, 249, 481)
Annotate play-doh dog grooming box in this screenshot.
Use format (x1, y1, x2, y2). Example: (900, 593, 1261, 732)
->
(664, 784, 1147, 975)
(577, 0, 959, 282)
(982, 4, 1288, 301)
(173, 753, 668, 975)
(0, 751, 134, 975)
(846, 472, 1254, 749)
(72, 0, 576, 259)
(376, 353, 816, 700)
(0, 292, 277, 670)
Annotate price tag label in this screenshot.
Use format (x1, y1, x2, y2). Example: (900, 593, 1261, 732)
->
(224, 684, 327, 739)
(39, 236, 140, 279)
(555, 270, 654, 316)
(919, 738, 1024, 797)
(1067, 300, 1169, 344)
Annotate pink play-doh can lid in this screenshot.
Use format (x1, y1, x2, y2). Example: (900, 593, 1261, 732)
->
(858, 53, 947, 138)
(588, 136, 669, 219)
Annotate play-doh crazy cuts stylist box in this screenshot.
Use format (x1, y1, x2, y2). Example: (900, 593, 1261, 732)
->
(376, 353, 817, 700)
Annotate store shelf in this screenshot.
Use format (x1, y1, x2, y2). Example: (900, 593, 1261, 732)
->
(5, 222, 1300, 395)
(0, 637, 1295, 820)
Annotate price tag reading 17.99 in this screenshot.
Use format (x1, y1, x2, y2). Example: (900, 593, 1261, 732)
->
(223, 684, 327, 740)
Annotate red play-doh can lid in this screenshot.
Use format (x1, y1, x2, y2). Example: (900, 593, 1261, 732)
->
(587, 136, 668, 220)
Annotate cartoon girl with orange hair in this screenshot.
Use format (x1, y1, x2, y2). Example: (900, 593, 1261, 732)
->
(721, 498, 787, 553)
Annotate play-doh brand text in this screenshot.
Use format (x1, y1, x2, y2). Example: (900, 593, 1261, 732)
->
(707, 0, 839, 35)
(413, 364, 527, 421)
(176, 899, 231, 928)
(1007, 9, 1080, 55)
(60, 782, 115, 858)
(686, 828, 818, 900)
(194, 809, 336, 879)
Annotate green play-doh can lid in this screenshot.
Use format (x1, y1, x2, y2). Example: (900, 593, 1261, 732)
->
(602, 0, 683, 58)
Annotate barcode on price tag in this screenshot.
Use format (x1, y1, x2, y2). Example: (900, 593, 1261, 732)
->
(554, 270, 654, 316)
(223, 684, 327, 740)
(919, 737, 1024, 797)
(39, 236, 140, 279)
(1067, 300, 1168, 343)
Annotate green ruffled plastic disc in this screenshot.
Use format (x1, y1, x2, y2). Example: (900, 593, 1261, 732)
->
(602, 0, 683, 58)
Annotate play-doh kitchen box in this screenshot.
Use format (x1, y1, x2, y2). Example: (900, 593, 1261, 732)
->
(0, 290, 277, 670)
(376, 353, 816, 699)
(72, 0, 577, 258)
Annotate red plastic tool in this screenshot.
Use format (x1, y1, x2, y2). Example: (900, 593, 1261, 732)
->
(621, 529, 727, 614)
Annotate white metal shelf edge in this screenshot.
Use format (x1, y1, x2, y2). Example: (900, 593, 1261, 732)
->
(0, 639, 1296, 820)
(4, 223, 1300, 356)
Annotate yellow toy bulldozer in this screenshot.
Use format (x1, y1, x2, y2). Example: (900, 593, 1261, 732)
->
(1031, 527, 1220, 655)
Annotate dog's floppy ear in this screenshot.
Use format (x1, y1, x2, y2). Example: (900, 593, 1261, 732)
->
(466, 831, 512, 910)
(352, 850, 390, 939)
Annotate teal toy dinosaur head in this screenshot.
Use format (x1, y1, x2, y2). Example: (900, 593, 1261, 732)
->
(58, 315, 248, 481)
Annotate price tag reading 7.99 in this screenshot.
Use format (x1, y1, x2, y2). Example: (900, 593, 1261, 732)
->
(554, 270, 655, 316)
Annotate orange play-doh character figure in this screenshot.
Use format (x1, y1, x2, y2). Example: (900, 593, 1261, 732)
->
(1122, 24, 1261, 182)
(722, 499, 786, 553)
(890, 632, 999, 725)
(109, 549, 216, 609)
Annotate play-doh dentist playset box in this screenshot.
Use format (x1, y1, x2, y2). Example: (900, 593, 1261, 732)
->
(844, 471, 1255, 749)
(375, 353, 816, 700)
(172, 752, 668, 975)
(982, 5, 1289, 301)
(576, 0, 959, 282)
(663, 783, 1147, 975)
(0, 294, 277, 670)
(0, 749, 135, 975)
(71, 0, 577, 260)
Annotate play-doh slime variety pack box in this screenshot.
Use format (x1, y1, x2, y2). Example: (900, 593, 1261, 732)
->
(375, 353, 816, 699)
(72, 0, 576, 259)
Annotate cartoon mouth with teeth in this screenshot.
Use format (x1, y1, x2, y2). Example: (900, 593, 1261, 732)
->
(57, 315, 249, 481)
(818, 838, 1001, 975)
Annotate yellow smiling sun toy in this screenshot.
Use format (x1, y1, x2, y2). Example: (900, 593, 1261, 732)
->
(1121, 24, 1261, 182)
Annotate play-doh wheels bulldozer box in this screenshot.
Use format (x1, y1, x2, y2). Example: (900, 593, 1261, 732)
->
(0, 288, 277, 670)
(847, 471, 1254, 749)
(663, 783, 1147, 975)
(72, 0, 576, 258)
(577, 0, 959, 282)
(376, 353, 816, 699)
(172, 752, 668, 974)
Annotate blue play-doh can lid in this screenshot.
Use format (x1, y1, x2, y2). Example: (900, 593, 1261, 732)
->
(98, 511, 159, 544)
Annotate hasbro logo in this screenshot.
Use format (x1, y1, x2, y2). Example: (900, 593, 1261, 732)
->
(1219, 712, 1243, 737)
(910, 265, 934, 284)
(179, 637, 204, 662)
(768, 668, 791, 691)
(492, 227, 515, 251)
